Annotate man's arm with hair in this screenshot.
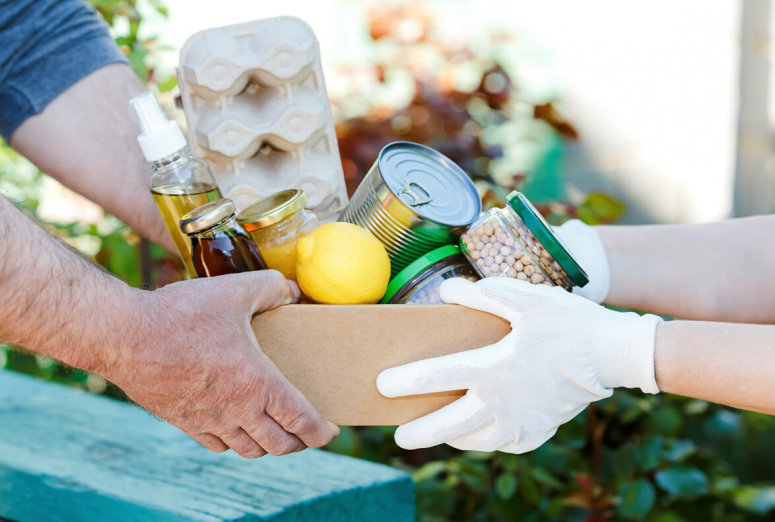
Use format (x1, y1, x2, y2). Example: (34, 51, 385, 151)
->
(10, 64, 174, 252)
(0, 196, 339, 457)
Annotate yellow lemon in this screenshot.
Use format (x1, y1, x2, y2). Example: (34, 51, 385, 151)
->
(296, 222, 391, 304)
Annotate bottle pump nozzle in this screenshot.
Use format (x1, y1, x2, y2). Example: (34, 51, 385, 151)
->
(130, 91, 187, 162)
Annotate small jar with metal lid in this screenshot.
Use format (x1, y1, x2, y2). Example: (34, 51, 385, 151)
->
(237, 189, 318, 282)
(381, 245, 480, 305)
(179, 198, 268, 278)
(460, 191, 589, 291)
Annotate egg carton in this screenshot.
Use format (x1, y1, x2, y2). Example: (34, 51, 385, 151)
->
(177, 17, 348, 222)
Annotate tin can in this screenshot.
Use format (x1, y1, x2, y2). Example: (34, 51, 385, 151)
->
(340, 142, 481, 276)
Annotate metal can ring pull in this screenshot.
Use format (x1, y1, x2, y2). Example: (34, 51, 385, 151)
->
(398, 181, 433, 207)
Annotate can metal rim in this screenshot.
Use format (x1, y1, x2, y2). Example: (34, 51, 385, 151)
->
(377, 142, 482, 228)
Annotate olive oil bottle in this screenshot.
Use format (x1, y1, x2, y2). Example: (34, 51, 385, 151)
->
(151, 181, 221, 276)
(130, 91, 222, 278)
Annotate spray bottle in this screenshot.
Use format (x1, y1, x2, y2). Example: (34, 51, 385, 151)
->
(130, 91, 222, 278)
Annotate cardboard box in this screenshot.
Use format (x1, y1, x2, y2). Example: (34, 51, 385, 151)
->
(252, 304, 511, 426)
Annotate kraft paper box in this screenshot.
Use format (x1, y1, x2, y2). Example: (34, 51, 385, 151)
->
(252, 304, 511, 426)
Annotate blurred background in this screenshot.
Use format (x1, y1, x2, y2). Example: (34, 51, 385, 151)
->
(3, 0, 775, 520)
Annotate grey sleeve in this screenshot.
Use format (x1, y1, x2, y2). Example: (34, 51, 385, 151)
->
(0, 0, 130, 142)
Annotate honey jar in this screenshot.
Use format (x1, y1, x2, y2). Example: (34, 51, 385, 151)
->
(237, 190, 319, 282)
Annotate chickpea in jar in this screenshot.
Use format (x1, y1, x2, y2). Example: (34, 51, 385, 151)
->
(460, 191, 589, 291)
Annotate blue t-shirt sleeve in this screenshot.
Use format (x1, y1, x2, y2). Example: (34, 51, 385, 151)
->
(0, 0, 130, 142)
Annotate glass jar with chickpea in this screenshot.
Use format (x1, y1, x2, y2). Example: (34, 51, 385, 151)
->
(460, 191, 589, 291)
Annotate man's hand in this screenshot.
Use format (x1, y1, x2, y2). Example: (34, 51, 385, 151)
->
(0, 198, 336, 458)
(377, 277, 661, 454)
(111, 271, 339, 458)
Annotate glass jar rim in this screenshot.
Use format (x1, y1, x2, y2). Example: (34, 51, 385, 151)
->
(238, 190, 308, 232)
(506, 191, 589, 287)
(381, 245, 462, 304)
(180, 198, 236, 235)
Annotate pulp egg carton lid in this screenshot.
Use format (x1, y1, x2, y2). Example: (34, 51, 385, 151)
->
(178, 16, 348, 223)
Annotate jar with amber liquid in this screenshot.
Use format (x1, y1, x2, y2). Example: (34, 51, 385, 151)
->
(150, 152, 221, 278)
(237, 190, 318, 282)
(130, 91, 222, 278)
(179, 199, 267, 278)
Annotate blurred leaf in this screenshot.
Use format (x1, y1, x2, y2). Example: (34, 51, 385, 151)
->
(463, 450, 493, 461)
(705, 410, 742, 437)
(547, 496, 564, 516)
(646, 406, 683, 437)
(655, 467, 708, 498)
(648, 511, 685, 522)
(732, 485, 775, 515)
(533, 102, 579, 140)
(554, 417, 586, 449)
(519, 469, 542, 506)
(663, 440, 695, 462)
(576, 192, 627, 225)
(621, 404, 645, 424)
(712, 475, 739, 495)
(637, 436, 663, 472)
(499, 453, 519, 472)
(684, 399, 709, 415)
(157, 75, 178, 92)
(148, 0, 169, 17)
(127, 47, 149, 79)
(531, 467, 562, 489)
(612, 444, 637, 480)
(496, 473, 518, 500)
(413, 461, 446, 482)
(530, 442, 570, 474)
(618, 479, 655, 520)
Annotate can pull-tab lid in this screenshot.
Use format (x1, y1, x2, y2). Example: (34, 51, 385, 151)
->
(130, 91, 187, 162)
(399, 181, 433, 207)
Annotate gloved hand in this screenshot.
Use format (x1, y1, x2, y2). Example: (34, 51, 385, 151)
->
(377, 277, 661, 453)
(555, 219, 610, 304)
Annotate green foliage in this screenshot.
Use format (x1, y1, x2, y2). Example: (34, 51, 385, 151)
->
(2, 2, 775, 521)
(655, 467, 709, 498)
(619, 480, 655, 519)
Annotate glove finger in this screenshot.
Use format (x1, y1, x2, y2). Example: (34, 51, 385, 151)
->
(446, 424, 515, 453)
(498, 425, 558, 455)
(377, 341, 506, 398)
(440, 277, 551, 319)
(394, 393, 493, 450)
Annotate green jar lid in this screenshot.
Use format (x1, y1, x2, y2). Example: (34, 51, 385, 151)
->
(506, 191, 589, 287)
(380, 245, 463, 304)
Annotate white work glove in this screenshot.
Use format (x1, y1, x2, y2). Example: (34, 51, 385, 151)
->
(377, 277, 661, 454)
(555, 219, 610, 304)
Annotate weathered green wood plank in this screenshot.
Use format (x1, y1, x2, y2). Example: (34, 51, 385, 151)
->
(0, 370, 415, 522)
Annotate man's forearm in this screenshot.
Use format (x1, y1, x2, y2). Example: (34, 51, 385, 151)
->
(0, 196, 139, 374)
(10, 64, 174, 252)
(655, 320, 775, 415)
(598, 215, 775, 323)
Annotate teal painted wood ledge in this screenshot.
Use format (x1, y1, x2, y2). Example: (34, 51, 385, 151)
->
(0, 370, 415, 522)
